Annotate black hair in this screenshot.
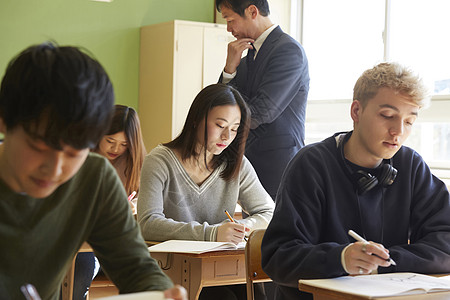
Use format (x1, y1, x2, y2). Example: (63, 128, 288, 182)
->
(94, 104, 146, 195)
(0, 41, 114, 150)
(216, 0, 270, 17)
(164, 83, 250, 181)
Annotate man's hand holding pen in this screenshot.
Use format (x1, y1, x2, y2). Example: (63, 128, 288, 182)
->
(344, 229, 396, 275)
(344, 241, 393, 275)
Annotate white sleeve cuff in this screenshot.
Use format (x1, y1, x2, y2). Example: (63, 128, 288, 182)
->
(222, 70, 236, 84)
(341, 243, 353, 274)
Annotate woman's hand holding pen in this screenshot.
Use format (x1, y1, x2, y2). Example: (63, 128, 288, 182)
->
(217, 222, 249, 245)
(344, 241, 392, 275)
(128, 191, 137, 215)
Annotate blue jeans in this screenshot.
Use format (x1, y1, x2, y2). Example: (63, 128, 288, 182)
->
(72, 252, 100, 300)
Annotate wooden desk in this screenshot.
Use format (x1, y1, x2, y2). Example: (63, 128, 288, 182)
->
(150, 249, 246, 300)
(63, 242, 246, 300)
(299, 275, 450, 300)
(61, 242, 93, 300)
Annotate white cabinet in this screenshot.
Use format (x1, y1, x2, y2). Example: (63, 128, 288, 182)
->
(139, 20, 233, 150)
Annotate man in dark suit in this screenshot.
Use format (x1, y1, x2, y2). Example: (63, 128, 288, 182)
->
(217, 0, 309, 199)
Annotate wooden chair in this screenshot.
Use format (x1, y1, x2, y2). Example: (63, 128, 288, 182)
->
(61, 243, 117, 300)
(245, 229, 272, 300)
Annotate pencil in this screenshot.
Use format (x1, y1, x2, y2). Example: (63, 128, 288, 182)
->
(224, 210, 248, 242)
(127, 191, 137, 202)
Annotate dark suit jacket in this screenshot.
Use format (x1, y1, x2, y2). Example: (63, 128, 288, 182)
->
(220, 26, 309, 198)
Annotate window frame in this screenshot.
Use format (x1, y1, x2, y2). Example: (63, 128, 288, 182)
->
(285, 0, 450, 183)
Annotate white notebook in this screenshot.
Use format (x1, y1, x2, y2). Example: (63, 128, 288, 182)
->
(148, 240, 246, 254)
(99, 291, 165, 300)
(299, 273, 450, 298)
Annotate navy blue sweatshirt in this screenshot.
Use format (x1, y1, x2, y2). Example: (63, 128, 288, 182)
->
(261, 132, 450, 300)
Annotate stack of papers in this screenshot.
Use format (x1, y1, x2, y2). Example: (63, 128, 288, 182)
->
(148, 240, 246, 254)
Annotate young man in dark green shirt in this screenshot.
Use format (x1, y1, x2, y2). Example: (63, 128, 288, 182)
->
(0, 42, 186, 300)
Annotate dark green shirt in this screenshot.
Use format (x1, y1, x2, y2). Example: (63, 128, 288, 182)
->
(0, 153, 172, 299)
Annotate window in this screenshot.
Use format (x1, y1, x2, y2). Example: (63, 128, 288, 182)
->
(389, 0, 450, 96)
(302, 0, 385, 100)
(293, 0, 450, 184)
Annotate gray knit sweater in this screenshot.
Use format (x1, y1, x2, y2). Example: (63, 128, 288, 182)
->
(138, 145, 274, 242)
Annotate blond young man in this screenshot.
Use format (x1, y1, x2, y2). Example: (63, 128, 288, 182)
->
(261, 62, 450, 300)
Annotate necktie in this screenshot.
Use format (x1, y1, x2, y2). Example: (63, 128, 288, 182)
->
(246, 43, 255, 66)
(246, 43, 256, 96)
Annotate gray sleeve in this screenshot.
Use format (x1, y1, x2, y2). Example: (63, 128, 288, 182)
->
(237, 157, 275, 230)
(137, 148, 217, 242)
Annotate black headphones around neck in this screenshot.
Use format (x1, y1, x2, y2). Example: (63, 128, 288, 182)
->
(338, 132, 398, 195)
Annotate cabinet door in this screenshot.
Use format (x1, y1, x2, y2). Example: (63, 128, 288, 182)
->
(203, 26, 234, 87)
(173, 24, 204, 139)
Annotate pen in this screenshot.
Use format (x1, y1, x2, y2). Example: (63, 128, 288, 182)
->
(21, 284, 41, 300)
(127, 191, 137, 202)
(224, 210, 248, 242)
(348, 230, 396, 266)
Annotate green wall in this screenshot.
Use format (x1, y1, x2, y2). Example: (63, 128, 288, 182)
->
(0, 0, 214, 110)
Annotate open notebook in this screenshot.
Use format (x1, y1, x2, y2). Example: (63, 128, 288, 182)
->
(99, 291, 165, 300)
(299, 273, 450, 298)
(148, 240, 246, 254)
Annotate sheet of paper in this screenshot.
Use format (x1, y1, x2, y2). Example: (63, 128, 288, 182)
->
(99, 291, 165, 300)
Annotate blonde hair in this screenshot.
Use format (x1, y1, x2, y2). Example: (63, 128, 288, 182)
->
(353, 62, 430, 108)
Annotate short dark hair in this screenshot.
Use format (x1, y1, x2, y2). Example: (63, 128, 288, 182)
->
(216, 0, 270, 17)
(165, 83, 250, 181)
(0, 42, 114, 150)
